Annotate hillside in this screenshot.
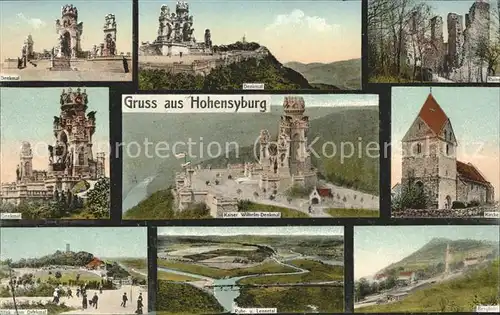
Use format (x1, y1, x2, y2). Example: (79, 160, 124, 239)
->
(359, 259, 500, 312)
(8, 250, 96, 268)
(139, 41, 342, 90)
(381, 238, 499, 272)
(285, 58, 361, 90)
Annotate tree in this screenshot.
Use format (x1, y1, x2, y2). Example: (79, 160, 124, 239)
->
(84, 178, 110, 218)
(392, 174, 430, 210)
(354, 278, 372, 300)
(55, 271, 62, 279)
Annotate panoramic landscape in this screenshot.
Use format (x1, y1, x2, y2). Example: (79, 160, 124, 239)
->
(138, 0, 361, 90)
(123, 94, 380, 220)
(391, 87, 499, 218)
(0, 227, 148, 314)
(157, 226, 344, 314)
(0, 87, 111, 220)
(354, 225, 500, 312)
(368, 0, 500, 83)
(0, 1, 133, 81)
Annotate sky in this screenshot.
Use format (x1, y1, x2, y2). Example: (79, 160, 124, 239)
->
(422, 0, 499, 41)
(0, 87, 110, 183)
(158, 226, 344, 236)
(391, 87, 500, 198)
(139, 0, 362, 63)
(269, 94, 378, 107)
(1, 227, 147, 261)
(0, 0, 133, 60)
(354, 225, 499, 280)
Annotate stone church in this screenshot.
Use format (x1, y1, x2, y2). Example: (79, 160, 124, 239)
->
(400, 93, 494, 209)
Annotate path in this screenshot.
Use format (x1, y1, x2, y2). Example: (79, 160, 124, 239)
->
(0, 285, 147, 315)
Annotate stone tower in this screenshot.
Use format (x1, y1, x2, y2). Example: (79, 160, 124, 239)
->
(447, 13, 464, 68)
(55, 4, 83, 58)
(19, 142, 34, 182)
(49, 88, 96, 179)
(401, 93, 458, 209)
(281, 96, 312, 176)
(103, 14, 117, 56)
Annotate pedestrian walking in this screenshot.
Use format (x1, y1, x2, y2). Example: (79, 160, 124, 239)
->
(67, 288, 73, 298)
(121, 292, 128, 307)
(92, 293, 99, 309)
(76, 287, 80, 298)
(82, 294, 88, 309)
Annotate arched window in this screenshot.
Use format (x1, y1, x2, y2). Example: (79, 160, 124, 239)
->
(446, 144, 450, 155)
(417, 143, 422, 154)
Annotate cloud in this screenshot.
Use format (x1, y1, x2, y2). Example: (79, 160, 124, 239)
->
(266, 9, 337, 33)
(16, 13, 46, 29)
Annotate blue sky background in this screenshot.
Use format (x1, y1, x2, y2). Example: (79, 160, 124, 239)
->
(0, 0, 133, 59)
(159, 226, 344, 236)
(391, 87, 500, 196)
(1, 227, 147, 261)
(0, 87, 110, 182)
(354, 225, 499, 279)
(139, 0, 362, 63)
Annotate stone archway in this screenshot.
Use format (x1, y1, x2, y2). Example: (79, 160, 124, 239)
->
(311, 197, 319, 205)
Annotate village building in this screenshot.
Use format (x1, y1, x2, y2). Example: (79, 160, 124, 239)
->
(309, 187, 333, 204)
(85, 257, 106, 271)
(399, 93, 494, 209)
(463, 257, 480, 267)
(395, 271, 417, 286)
(0, 88, 106, 206)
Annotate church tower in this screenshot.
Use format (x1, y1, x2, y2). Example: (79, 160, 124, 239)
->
(401, 93, 458, 209)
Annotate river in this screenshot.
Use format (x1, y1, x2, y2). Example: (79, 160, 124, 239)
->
(158, 256, 342, 312)
(122, 175, 157, 213)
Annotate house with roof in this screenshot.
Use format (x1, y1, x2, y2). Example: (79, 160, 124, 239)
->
(85, 257, 106, 271)
(400, 93, 494, 209)
(374, 273, 389, 283)
(309, 187, 333, 204)
(396, 271, 416, 286)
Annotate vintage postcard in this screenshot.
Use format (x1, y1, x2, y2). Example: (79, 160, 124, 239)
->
(0, 1, 132, 82)
(138, 0, 361, 90)
(0, 227, 148, 314)
(157, 226, 344, 314)
(0, 87, 111, 220)
(391, 87, 499, 218)
(354, 225, 500, 313)
(122, 94, 380, 220)
(367, 0, 500, 83)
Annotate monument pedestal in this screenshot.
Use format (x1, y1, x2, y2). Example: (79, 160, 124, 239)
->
(50, 57, 72, 71)
(159, 42, 190, 56)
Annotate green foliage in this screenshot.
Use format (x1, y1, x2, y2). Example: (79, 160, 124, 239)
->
(106, 262, 131, 279)
(139, 55, 314, 90)
(286, 184, 311, 198)
(392, 176, 430, 210)
(124, 189, 211, 220)
(10, 250, 94, 268)
(156, 280, 225, 314)
(452, 201, 466, 209)
(82, 177, 110, 218)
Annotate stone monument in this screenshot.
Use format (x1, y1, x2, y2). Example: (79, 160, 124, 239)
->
(102, 14, 117, 56)
(55, 4, 83, 59)
(155, 1, 195, 56)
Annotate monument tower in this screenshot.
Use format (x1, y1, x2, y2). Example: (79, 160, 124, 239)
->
(19, 142, 34, 182)
(55, 4, 84, 58)
(155, 1, 195, 56)
(103, 14, 117, 56)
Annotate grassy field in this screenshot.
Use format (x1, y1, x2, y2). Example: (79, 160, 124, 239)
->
(240, 203, 310, 218)
(236, 286, 344, 313)
(326, 208, 379, 218)
(156, 280, 225, 314)
(117, 258, 148, 270)
(36, 270, 101, 282)
(239, 259, 344, 285)
(158, 271, 200, 282)
(157, 259, 297, 279)
(357, 259, 500, 312)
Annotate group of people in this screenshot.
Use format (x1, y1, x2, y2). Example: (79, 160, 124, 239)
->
(51, 282, 144, 313)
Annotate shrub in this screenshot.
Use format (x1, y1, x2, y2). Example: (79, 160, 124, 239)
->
(452, 201, 466, 209)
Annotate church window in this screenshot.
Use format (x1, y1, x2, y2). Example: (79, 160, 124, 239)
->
(446, 144, 450, 155)
(417, 143, 422, 154)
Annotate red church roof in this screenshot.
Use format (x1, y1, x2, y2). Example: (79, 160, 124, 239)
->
(457, 161, 489, 184)
(418, 94, 449, 135)
(398, 271, 414, 277)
